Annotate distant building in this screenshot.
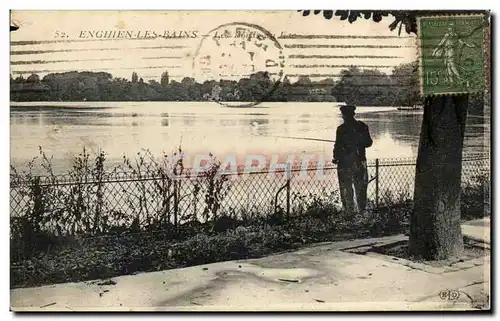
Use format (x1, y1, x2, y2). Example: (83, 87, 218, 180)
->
(309, 88, 329, 95)
(307, 88, 336, 102)
(131, 72, 139, 83)
(161, 71, 169, 87)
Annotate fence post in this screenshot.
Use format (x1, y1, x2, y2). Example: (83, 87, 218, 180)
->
(286, 163, 291, 217)
(375, 158, 379, 210)
(173, 180, 179, 228)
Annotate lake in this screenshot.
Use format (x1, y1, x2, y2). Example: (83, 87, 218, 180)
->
(10, 101, 489, 175)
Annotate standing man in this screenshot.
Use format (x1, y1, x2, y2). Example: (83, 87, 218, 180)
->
(333, 105, 373, 214)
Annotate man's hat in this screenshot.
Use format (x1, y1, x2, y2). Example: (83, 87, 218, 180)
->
(339, 105, 356, 113)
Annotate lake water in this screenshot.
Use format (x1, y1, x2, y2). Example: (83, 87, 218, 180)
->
(10, 101, 489, 175)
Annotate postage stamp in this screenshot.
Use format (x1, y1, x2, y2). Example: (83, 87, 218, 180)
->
(417, 14, 488, 96)
(9, 10, 490, 312)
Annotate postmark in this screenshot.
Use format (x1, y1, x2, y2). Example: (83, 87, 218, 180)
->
(192, 22, 285, 107)
(417, 14, 488, 96)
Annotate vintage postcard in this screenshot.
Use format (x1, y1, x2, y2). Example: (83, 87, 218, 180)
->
(9, 10, 491, 311)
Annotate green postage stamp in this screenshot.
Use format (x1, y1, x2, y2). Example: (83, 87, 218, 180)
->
(417, 15, 488, 96)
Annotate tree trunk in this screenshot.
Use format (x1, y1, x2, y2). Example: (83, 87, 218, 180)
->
(409, 95, 468, 260)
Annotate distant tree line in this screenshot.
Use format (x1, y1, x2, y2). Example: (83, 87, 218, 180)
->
(11, 62, 425, 106)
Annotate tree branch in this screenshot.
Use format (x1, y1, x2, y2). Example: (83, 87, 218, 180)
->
(298, 10, 489, 35)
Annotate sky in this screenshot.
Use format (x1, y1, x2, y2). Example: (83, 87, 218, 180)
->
(10, 11, 417, 83)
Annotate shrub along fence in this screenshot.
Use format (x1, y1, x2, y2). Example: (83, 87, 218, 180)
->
(9, 152, 490, 288)
(10, 152, 489, 232)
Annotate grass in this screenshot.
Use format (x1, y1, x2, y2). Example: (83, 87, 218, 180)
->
(9, 147, 490, 289)
(10, 207, 401, 289)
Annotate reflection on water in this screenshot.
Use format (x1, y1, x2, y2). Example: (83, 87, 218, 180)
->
(10, 102, 488, 174)
(298, 114, 311, 123)
(161, 114, 169, 127)
(181, 114, 196, 127)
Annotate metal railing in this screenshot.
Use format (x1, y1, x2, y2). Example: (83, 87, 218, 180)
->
(10, 153, 490, 235)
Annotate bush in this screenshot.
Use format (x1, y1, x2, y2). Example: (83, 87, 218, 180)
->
(461, 174, 490, 220)
(10, 149, 489, 289)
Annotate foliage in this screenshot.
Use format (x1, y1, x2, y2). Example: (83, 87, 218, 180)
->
(461, 174, 490, 221)
(10, 147, 232, 261)
(11, 63, 420, 106)
(298, 10, 489, 35)
(10, 147, 488, 288)
(10, 169, 487, 288)
(10, 197, 409, 289)
(333, 65, 420, 106)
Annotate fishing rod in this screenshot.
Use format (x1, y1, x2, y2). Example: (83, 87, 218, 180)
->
(267, 135, 335, 143)
(264, 134, 381, 183)
(265, 134, 379, 183)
